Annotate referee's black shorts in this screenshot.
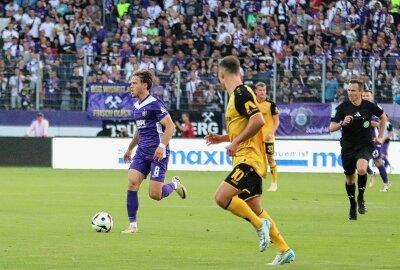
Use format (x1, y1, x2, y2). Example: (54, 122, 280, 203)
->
(341, 144, 374, 175)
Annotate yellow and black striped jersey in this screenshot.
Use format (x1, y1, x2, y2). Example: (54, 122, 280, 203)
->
(225, 84, 267, 178)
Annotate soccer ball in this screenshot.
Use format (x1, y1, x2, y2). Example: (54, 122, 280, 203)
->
(91, 212, 113, 232)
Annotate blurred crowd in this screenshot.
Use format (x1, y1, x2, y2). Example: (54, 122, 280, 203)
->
(1, 0, 400, 111)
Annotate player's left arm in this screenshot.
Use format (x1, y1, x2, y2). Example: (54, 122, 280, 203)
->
(154, 114, 176, 161)
(43, 120, 49, 137)
(270, 103, 280, 139)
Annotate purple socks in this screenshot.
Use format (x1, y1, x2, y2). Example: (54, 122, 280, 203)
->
(161, 182, 175, 198)
(127, 190, 138, 222)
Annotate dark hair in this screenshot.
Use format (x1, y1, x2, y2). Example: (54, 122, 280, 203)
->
(134, 70, 153, 90)
(349, 78, 363, 90)
(219, 55, 240, 75)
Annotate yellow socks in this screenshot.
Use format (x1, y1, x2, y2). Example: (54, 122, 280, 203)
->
(226, 196, 263, 228)
(258, 210, 290, 252)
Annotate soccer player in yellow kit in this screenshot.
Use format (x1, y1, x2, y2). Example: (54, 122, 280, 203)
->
(254, 82, 280, 191)
(205, 56, 295, 266)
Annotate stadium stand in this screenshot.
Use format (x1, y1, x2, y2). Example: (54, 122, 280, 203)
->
(1, 0, 400, 111)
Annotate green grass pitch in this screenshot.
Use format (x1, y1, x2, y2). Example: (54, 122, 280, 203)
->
(0, 168, 399, 270)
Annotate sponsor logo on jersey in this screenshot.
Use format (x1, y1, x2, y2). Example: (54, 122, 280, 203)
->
(136, 120, 146, 128)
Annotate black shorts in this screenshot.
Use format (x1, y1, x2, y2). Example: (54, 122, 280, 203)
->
(224, 163, 262, 201)
(341, 144, 374, 176)
(265, 142, 274, 156)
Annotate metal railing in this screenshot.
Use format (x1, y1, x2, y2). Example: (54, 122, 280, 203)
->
(0, 54, 399, 112)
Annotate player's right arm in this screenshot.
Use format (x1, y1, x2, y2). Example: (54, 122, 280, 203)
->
(376, 112, 388, 145)
(124, 130, 139, 163)
(329, 104, 352, 132)
(205, 132, 230, 145)
(24, 121, 35, 137)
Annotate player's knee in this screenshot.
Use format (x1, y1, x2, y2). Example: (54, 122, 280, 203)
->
(128, 180, 140, 190)
(357, 168, 367, 175)
(214, 194, 228, 208)
(374, 159, 382, 166)
(149, 191, 162, 201)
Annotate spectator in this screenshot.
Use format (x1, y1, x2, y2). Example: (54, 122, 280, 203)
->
(156, 54, 173, 83)
(85, 0, 101, 23)
(44, 71, 61, 110)
(0, 73, 8, 109)
(297, 5, 313, 30)
(185, 73, 200, 109)
(275, 0, 290, 26)
(150, 77, 164, 100)
(203, 84, 222, 111)
(124, 55, 138, 81)
(5, 1, 19, 17)
(175, 112, 195, 138)
(336, 0, 352, 18)
(67, 67, 83, 110)
(92, 21, 108, 46)
(147, 0, 162, 21)
(9, 68, 25, 109)
(39, 15, 56, 42)
(325, 71, 339, 102)
(116, 0, 131, 23)
(192, 84, 205, 111)
(24, 112, 49, 137)
(139, 55, 155, 70)
(2, 23, 19, 52)
(20, 81, 32, 110)
(146, 20, 160, 45)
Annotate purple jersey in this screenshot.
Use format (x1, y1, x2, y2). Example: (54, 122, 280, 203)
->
(133, 95, 170, 158)
(130, 95, 170, 182)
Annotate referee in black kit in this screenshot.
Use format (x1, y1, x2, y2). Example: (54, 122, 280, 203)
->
(329, 79, 387, 220)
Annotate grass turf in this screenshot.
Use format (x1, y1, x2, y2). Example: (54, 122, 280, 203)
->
(0, 168, 399, 270)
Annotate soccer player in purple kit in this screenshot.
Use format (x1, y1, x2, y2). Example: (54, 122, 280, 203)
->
(362, 90, 392, 192)
(122, 70, 187, 234)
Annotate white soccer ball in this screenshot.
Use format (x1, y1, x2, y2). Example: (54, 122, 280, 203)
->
(91, 212, 113, 232)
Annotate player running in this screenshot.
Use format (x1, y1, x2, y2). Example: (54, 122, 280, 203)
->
(330, 79, 387, 220)
(205, 56, 295, 265)
(362, 90, 392, 192)
(122, 70, 187, 234)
